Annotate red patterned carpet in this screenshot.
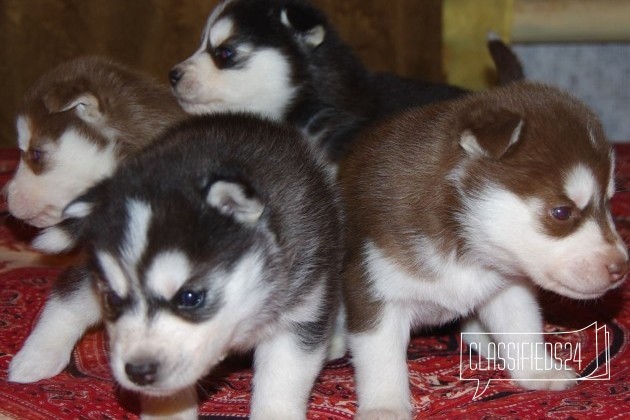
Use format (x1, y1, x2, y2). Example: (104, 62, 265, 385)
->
(1, 147, 630, 419)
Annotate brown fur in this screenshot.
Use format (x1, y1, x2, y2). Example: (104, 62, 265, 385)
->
(339, 82, 614, 334)
(19, 56, 186, 172)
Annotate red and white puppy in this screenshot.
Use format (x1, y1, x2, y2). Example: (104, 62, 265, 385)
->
(339, 82, 628, 419)
(7, 56, 185, 228)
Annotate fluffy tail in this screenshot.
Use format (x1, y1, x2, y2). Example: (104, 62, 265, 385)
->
(487, 32, 525, 85)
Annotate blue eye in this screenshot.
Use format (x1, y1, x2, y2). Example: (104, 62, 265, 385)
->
(176, 289, 205, 309)
(551, 206, 572, 221)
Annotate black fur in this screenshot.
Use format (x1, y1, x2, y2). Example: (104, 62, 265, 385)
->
(53, 113, 343, 350)
(176, 0, 521, 162)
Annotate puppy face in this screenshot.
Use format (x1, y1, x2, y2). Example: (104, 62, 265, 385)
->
(455, 96, 628, 299)
(7, 56, 184, 228)
(170, 0, 325, 118)
(7, 114, 116, 228)
(99, 238, 267, 395)
(37, 175, 272, 395)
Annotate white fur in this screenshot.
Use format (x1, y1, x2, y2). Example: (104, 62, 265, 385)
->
(141, 387, 198, 420)
(199, 0, 235, 50)
(209, 17, 234, 48)
(207, 180, 264, 225)
(7, 128, 117, 228)
(108, 252, 269, 396)
(32, 226, 76, 253)
(462, 185, 626, 299)
(280, 9, 326, 47)
(251, 330, 327, 420)
(63, 201, 93, 219)
(474, 283, 577, 389)
(122, 199, 152, 267)
(98, 251, 130, 298)
(459, 131, 486, 158)
(352, 230, 580, 415)
(8, 279, 102, 383)
(173, 47, 295, 119)
(146, 251, 192, 300)
(459, 120, 522, 159)
(588, 124, 598, 147)
(62, 93, 103, 125)
(16, 115, 31, 150)
(564, 164, 598, 209)
(349, 303, 413, 420)
(108, 243, 328, 418)
(173, 6, 296, 120)
(364, 241, 505, 326)
(607, 151, 616, 199)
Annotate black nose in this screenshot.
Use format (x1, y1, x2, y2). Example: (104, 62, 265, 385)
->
(169, 67, 183, 87)
(125, 360, 159, 386)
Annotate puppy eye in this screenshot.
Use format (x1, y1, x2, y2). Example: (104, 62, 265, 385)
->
(215, 46, 235, 62)
(104, 291, 125, 310)
(175, 289, 205, 309)
(551, 206, 572, 221)
(25, 148, 44, 164)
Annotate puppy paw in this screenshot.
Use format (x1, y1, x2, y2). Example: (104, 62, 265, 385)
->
(512, 366, 578, 391)
(8, 343, 70, 383)
(356, 409, 412, 420)
(250, 408, 304, 420)
(140, 410, 197, 420)
(326, 332, 347, 360)
(140, 388, 198, 420)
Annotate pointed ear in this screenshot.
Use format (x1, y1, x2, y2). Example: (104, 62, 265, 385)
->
(280, 5, 326, 48)
(207, 180, 264, 226)
(43, 84, 103, 124)
(459, 106, 524, 160)
(31, 198, 94, 253)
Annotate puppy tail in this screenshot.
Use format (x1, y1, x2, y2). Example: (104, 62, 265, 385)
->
(487, 32, 525, 85)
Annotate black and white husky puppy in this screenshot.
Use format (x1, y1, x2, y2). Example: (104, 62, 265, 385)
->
(23, 114, 344, 419)
(170, 0, 514, 164)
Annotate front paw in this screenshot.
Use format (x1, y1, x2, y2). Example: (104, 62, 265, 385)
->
(356, 409, 412, 420)
(8, 342, 71, 383)
(140, 388, 198, 420)
(140, 410, 197, 420)
(511, 365, 578, 391)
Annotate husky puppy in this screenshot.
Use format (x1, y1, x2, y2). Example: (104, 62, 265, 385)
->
(170, 0, 521, 164)
(6, 56, 185, 228)
(29, 114, 343, 420)
(338, 82, 628, 419)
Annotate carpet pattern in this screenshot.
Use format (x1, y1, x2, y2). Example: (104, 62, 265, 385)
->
(1, 146, 629, 419)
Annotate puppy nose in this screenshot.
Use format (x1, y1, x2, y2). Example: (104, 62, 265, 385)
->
(125, 360, 159, 386)
(608, 258, 628, 282)
(169, 67, 183, 87)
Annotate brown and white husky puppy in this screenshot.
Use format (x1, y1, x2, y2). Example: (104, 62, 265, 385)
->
(7, 56, 185, 228)
(339, 82, 628, 419)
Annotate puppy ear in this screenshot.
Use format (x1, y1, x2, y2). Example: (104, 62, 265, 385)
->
(31, 198, 94, 253)
(459, 106, 524, 160)
(207, 180, 264, 226)
(280, 5, 326, 48)
(43, 83, 103, 124)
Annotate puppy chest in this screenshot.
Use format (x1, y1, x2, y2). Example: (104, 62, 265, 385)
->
(362, 241, 504, 326)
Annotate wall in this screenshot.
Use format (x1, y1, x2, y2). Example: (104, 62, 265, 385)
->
(513, 43, 630, 142)
(0, 0, 445, 147)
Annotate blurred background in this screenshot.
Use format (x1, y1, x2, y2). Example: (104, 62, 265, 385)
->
(0, 0, 628, 147)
